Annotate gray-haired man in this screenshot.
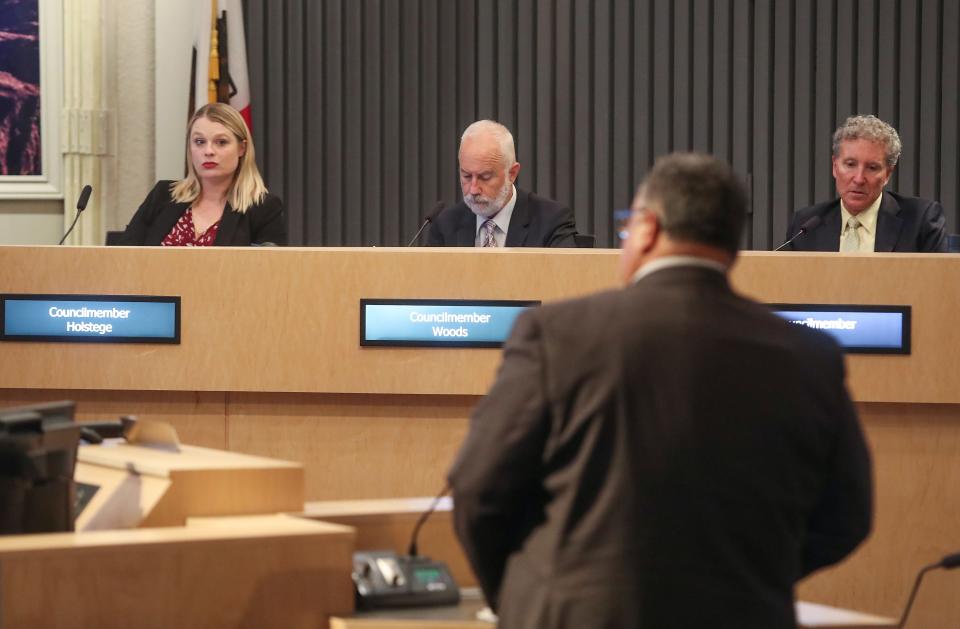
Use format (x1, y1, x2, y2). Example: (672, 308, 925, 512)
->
(784, 114, 947, 252)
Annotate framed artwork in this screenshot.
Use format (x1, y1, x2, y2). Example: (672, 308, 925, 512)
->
(0, 0, 61, 198)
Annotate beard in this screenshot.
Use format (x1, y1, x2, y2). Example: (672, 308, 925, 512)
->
(464, 180, 513, 218)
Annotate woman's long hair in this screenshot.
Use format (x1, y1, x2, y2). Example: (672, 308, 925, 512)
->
(171, 103, 267, 214)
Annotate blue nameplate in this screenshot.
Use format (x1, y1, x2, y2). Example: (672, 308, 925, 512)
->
(361, 299, 539, 348)
(1, 294, 181, 344)
(770, 304, 910, 354)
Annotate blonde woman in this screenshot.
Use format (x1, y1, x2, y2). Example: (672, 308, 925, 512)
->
(120, 103, 285, 246)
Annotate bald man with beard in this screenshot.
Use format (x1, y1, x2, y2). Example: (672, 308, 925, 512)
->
(426, 120, 578, 248)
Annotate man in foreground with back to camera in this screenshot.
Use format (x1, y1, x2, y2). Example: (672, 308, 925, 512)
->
(426, 120, 578, 247)
(784, 114, 947, 252)
(449, 153, 873, 628)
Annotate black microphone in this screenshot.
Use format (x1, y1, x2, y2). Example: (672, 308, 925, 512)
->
(774, 214, 822, 252)
(897, 551, 960, 627)
(407, 484, 450, 557)
(406, 201, 445, 247)
(58, 185, 93, 245)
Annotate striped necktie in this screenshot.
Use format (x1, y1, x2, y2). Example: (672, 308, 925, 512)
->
(480, 219, 498, 248)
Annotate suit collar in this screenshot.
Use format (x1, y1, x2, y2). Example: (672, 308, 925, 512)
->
(874, 191, 902, 252)
(214, 202, 240, 245)
(504, 188, 530, 247)
(631, 263, 731, 292)
(454, 208, 476, 246)
(814, 202, 843, 251)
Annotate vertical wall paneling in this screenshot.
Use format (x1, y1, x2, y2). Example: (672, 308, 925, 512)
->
(941, 0, 959, 233)
(553, 0, 573, 211)
(793, 0, 814, 211)
(285, 1, 306, 246)
(898, 1, 920, 194)
(381, 1, 401, 243)
(611, 0, 634, 223)
(856, 0, 877, 115)
(572, 0, 592, 229)
(302, 2, 324, 246)
(362, 0, 382, 246)
(772, 1, 795, 244)
(244, 0, 960, 249)
(591, 0, 612, 242)
(691, 1, 712, 154)
(813, 0, 835, 202)
(876, 0, 898, 157)
(751, 1, 772, 246)
(534, 0, 554, 197)
(322, 0, 343, 245)
(517, 0, 537, 196)
(917, 0, 942, 201)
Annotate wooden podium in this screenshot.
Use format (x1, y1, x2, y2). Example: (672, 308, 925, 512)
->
(76, 441, 304, 528)
(0, 439, 353, 628)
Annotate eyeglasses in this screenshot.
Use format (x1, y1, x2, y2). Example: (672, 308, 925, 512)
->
(614, 208, 632, 242)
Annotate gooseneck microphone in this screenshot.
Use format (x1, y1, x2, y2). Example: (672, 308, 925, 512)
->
(406, 201, 446, 247)
(407, 484, 451, 557)
(774, 214, 822, 252)
(58, 185, 93, 245)
(897, 551, 960, 627)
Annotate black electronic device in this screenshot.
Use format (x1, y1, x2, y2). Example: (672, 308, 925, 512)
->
(352, 550, 460, 609)
(0, 400, 81, 534)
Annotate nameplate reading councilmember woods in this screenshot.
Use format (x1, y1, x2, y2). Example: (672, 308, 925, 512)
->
(360, 299, 539, 348)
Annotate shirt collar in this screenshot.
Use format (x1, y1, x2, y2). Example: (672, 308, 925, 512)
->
(632, 255, 729, 283)
(475, 185, 518, 237)
(840, 191, 883, 235)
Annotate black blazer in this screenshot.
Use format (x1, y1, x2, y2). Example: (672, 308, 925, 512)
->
(425, 188, 578, 247)
(448, 266, 872, 629)
(784, 190, 947, 252)
(118, 181, 286, 246)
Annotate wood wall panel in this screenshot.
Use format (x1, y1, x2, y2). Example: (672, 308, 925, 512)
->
(798, 402, 960, 628)
(4, 247, 960, 404)
(226, 392, 476, 500)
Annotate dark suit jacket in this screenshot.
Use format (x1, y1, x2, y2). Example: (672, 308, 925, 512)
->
(425, 188, 577, 247)
(118, 181, 286, 246)
(448, 265, 872, 629)
(784, 190, 947, 252)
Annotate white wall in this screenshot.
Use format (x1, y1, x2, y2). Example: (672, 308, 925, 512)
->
(154, 0, 194, 182)
(0, 200, 63, 245)
(113, 0, 156, 231)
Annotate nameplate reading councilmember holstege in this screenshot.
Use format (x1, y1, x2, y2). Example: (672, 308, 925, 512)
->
(360, 299, 539, 348)
(1, 294, 181, 344)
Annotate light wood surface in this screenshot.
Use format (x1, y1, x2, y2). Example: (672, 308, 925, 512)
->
(328, 590, 895, 629)
(2, 246, 960, 625)
(1, 247, 960, 401)
(798, 402, 960, 627)
(0, 515, 355, 629)
(76, 442, 304, 527)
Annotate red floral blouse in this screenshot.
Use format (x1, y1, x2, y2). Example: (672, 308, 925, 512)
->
(161, 208, 221, 247)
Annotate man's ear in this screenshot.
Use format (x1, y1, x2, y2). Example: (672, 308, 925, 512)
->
(508, 161, 521, 183)
(636, 210, 661, 254)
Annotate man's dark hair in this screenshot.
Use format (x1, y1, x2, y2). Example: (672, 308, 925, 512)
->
(642, 152, 748, 255)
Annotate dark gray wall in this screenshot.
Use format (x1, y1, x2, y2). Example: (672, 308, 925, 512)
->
(244, 0, 960, 248)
